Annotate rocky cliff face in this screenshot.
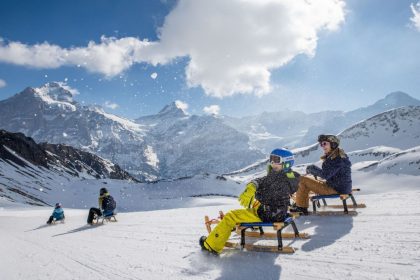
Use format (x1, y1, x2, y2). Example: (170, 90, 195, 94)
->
(0, 129, 137, 205)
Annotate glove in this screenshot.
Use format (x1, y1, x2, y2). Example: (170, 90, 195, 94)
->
(238, 182, 257, 208)
(306, 164, 321, 176)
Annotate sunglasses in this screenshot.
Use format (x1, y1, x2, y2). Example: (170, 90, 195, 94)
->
(320, 141, 330, 147)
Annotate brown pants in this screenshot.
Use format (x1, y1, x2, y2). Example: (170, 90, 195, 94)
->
(295, 176, 337, 208)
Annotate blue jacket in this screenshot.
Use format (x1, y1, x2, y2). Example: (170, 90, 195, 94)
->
(52, 207, 64, 220)
(307, 151, 352, 194)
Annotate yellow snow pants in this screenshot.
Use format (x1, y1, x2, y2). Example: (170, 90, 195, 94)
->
(204, 208, 262, 254)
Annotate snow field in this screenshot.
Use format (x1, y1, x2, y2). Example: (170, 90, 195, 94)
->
(2, 186, 420, 280)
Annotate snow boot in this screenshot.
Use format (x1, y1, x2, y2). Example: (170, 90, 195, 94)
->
(290, 205, 309, 215)
(199, 236, 218, 256)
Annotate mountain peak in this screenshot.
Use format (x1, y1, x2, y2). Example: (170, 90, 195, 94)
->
(374, 91, 420, 108)
(158, 101, 188, 118)
(33, 82, 78, 104)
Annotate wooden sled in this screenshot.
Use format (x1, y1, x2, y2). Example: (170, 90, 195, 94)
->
(205, 211, 308, 239)
(310, 188, 365, 215)
(204, 211, 306, 253)
(308, 210, 358, 216)
(224, 241, 295, 254)
(94, 213, 117, 224)
(51, 218, 65, 225)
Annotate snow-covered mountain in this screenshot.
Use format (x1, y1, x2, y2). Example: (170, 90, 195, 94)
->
(359, 146, 420, 176)
(0, 83, 264, 180)
(293, 106, 420, 165)
(222, 110, 342, 152)
(224, 91, 420, 150)
(0, 82, 155, 180)
(0, 129, 137, 206)
(136, 102, 264, 179)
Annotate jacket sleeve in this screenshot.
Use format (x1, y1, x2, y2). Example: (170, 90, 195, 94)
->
(306, 165, 323, 177)
(252, 176, 266, 190)
(287, 171, 300, 194)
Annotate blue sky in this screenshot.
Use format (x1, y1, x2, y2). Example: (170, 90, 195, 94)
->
(0, 0, 419, 119)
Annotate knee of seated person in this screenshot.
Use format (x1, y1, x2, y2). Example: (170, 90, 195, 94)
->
(222, 211, 237, 224)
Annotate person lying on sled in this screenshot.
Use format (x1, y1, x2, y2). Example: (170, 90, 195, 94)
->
(46, 202, 65, 224)
(290, 134, 352, 215)
(199, 148, 300, 255)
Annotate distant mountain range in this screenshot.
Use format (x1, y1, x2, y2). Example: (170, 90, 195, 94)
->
(1, 83, 419, 206)
(0, 83, 263, 180)
(223, 91, 420, 152)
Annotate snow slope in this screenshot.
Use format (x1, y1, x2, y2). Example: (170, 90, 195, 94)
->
(1, 171, 419, 280)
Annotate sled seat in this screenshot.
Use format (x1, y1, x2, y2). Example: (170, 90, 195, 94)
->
(311, 189, 362, 214)
(237, 216, 300, 251)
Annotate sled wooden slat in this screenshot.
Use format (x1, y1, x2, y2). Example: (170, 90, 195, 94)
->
(325, 203, 366, 209)
(224, 241, 295, 253)
(235, 229, 310, 239)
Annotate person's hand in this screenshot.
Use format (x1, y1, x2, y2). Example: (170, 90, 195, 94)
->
(306, 164, 318, 175)
(238, 182, 257, 208)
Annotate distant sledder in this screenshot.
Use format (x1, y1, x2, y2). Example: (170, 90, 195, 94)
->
(47, 203, 65, 224)
(290, 134, 364, 215)
(87, 187, 117, 225)
(200, 148, 308, 254)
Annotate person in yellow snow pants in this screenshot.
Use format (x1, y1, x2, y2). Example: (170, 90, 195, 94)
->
(203, 208, 262, 254)
(200, 148, 301, 255)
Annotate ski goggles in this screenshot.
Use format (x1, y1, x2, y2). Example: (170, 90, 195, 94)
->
(270, 154, 294, 165)
(270, 154, 282, 164)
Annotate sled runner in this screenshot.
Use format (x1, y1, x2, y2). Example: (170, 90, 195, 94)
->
(51, 219, 65, 225)
(223, 241, 296, 253)
(311, 188, 365, 215)
(205, 212, 307, 253)
(94, 213, 117, 224)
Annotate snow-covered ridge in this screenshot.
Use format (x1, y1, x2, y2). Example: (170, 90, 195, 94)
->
(223, 91, 420, 150)
(347, 146, 402, 162)
(293, 106, 420, 164)
(359, 145, 420, 175)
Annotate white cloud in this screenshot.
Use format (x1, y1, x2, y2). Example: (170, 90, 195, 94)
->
(139, 0, 346, 97)
(104, 101, 119, 110)
(150, 72, 158, 79)
(0, 0, 346, 98)
(0, 36, 150, 77)
(203, 105, 220, 115)
(175, 100, 188, 112)
(411, 2, 420, 31)
(0, 78, 6, 88)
